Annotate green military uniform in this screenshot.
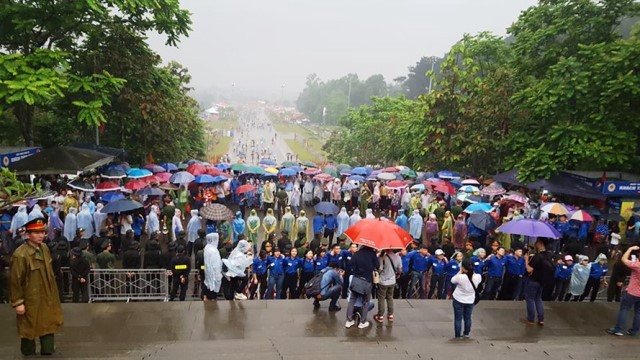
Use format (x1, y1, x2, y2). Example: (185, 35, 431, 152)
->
(10, 242, 63, 355)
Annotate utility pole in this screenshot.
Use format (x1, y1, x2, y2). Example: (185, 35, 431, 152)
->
(231, 82, 235, 101)
(428, 56, 436, 94)
(281, 84, 285, 104)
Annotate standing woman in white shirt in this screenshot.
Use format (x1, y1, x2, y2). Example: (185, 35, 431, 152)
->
(450, 258, 482, 339)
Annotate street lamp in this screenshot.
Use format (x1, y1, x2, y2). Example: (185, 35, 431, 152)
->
(281, 84, 285, 103)
(231, 82, 235, 101)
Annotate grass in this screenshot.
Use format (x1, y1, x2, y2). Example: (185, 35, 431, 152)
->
(206, 118, 237, 131)
(285, 139, 316, 162)
(273, 121, 312, 136)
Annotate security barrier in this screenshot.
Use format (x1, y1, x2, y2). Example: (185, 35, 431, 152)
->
(60, 268, 169, 302)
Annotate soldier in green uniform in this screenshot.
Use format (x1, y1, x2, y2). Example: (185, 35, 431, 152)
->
(10, 218, 63, 356)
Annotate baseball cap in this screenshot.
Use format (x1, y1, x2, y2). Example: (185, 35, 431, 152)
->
(564, 255, 573, 261)
(435, 249, 444, 256)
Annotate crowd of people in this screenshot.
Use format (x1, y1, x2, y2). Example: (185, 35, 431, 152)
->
(2, 163, 640, 344)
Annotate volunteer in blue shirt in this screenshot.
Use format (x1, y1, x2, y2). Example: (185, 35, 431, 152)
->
(313, 261, 344, 311)
(444, 252, 463, 298)
(324, 214, 338, 248)
(481, 247, 506, 300)
(498, 248, 526, 300)
(552, 255, 574, 301)
(340, 243, 358, 298)
(313, 214, 324, 244)
(282, 248, 302, 299)
(427, 249, 448, 299)
(265, 248, 285, 299)
(315, 248, 328, 273)
(407, 246, 431, 299)
(297, 249, 316, 298)
(580, 253, 608, 302)
(397, 248, 411, 299)
(326, 244, 342, 269)
(251, 250, 269, 299)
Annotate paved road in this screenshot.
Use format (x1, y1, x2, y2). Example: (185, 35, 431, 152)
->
(0, 300, 635, 359)
(229, 107, 294, 166)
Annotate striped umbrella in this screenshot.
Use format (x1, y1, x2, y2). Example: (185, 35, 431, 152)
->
(541, 202, 569, 215)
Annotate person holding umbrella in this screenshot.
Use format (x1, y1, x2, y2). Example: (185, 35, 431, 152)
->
(523, 238, 555, 325)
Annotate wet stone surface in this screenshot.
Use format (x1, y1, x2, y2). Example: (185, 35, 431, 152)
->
(0, 300, 637, 359)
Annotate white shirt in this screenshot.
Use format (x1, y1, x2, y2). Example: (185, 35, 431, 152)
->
(120, 215, 133, 234)
(451, 273, 482, 304)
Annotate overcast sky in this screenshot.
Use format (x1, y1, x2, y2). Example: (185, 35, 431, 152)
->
(148, 0, 538, 102)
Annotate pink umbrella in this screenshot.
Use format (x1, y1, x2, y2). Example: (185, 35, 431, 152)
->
(154, 172, 172, 182)
(570, 210, 593, 222)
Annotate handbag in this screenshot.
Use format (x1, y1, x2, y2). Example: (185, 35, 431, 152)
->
(372, 270, 380, 284)
(349, 276, 372, 295)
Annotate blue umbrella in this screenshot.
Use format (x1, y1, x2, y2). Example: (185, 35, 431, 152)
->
(497, 219, 562, 239)
(351, 167, 368, 176)
(100, 192, 125, 203)
(341, 183, 357, 191)
(469, 211, 496, 231)
(259, 159, 277, 166)
(102, 199, 143, 214)
(160, 162, 178, 172)
(288, 166, 304, 173)
(464, 203, 493, 213)
(349, 175, 365, 182)
(170, 171, 195, 184)
(100, 165, 126, 179)
(195, 174, 216, 184)
(279, 168, 297, 177)
(136, 187, 165, 196)
(211, 176, 228, 183)
(215, 163, 230, 170)
(411, 184, 425, 192)
(437, 170, 460, 179)
(127, 168, 152, 179)
(262, 173, 278, 180)
(450, 180, 463, 188)
(340, 170, 352, 176)
(186, 159, 200, 165)
(314, 201, 339, 215)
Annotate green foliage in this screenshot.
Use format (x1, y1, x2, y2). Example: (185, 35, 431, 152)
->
(324, 1, 640, 182)
(0, 0, 192, 145)
(296, 73, 392, 125)
(0, 168, 42, 210)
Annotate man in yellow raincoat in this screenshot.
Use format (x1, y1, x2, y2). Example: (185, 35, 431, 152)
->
(10, 217, 64, 356)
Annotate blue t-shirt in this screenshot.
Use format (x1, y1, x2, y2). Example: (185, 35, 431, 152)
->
(267, 255, 285, 275)
(408, 251, 430, 273)
(284, 256, 302, 275)
(428, 256, 447, 275)
(555, 263, 573, 280)
(485, 255, 506, 277)
(505, 255, 526, 276)
(253, 258, 268, 275)
(589, 262, 608, 280)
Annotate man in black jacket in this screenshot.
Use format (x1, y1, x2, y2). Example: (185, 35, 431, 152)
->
(345, 245, 379, 329)
(142, 239, 164, 295)
(169, 245, 191, 301)
(122, 241, 141, 296)
(70, 247, 90, 302)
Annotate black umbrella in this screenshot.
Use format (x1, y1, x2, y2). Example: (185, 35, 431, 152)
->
(9, 146, 114, 175)
(67, 179, 95, 191)
(469, 211, 496, 231)
(102, 199, 143, 214)
(136, 187, 165, 196)
(583, 206, 602, 216)
(600, 213, 625, 222)
(314, 201, 339, 215)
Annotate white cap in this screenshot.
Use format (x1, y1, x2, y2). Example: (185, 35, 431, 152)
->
(435, 249, 444, 256)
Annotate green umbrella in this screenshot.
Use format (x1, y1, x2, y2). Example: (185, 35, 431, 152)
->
(246, 165, 266, 175)
(400, 168, 417, 178)
(177, 162, 188, 170)
(336, 163, 352, 172)
(302, 161, 317, 168)
(281, 161, 298, 168)
(230, 163, 248, 172)
(323, 167, 338, 177)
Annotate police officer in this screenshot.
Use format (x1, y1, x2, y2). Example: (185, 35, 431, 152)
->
(169, 245, 191, 301)
(122, 241, 141, 296)
(69, 247, 90, 303)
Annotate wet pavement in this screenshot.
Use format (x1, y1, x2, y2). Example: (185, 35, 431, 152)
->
(0, 300, 637, 359)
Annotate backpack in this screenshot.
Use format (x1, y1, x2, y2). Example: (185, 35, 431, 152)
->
(305, 269, 329, 299)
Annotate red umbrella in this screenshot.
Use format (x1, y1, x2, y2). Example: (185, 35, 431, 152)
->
(344, 218, 413, 250)
(386, 180, 407, 189)
(304, 168, 321, 175)
(124, 179, 148, 191)
(145, 175, 162, 184)
(154, 172, 172, 182)
(423, 180, 442, 188)
(313, 173, 334, 182)
(186, 163, 207, 175)
(381, 167, 400, 173)
(95, 181, 121, 192)
(570, 210, 593, 222)
(434, 182, 456, 195)
(236, 184, 256, 194)
(206, 167, 223, 176)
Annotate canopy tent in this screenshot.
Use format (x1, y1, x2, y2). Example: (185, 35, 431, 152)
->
(71, 143, 126, 160)
(492, 169, 605, 200)
(9, 146, 114, 175)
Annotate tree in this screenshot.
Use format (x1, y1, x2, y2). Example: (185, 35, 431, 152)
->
(401, 56, 443, 99)
(506, 0, 640, 182)
(0, 0, 191, 145)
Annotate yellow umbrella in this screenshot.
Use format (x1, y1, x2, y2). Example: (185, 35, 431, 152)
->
(265, 167, 279, 174)
(541, 202, 569, 215)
